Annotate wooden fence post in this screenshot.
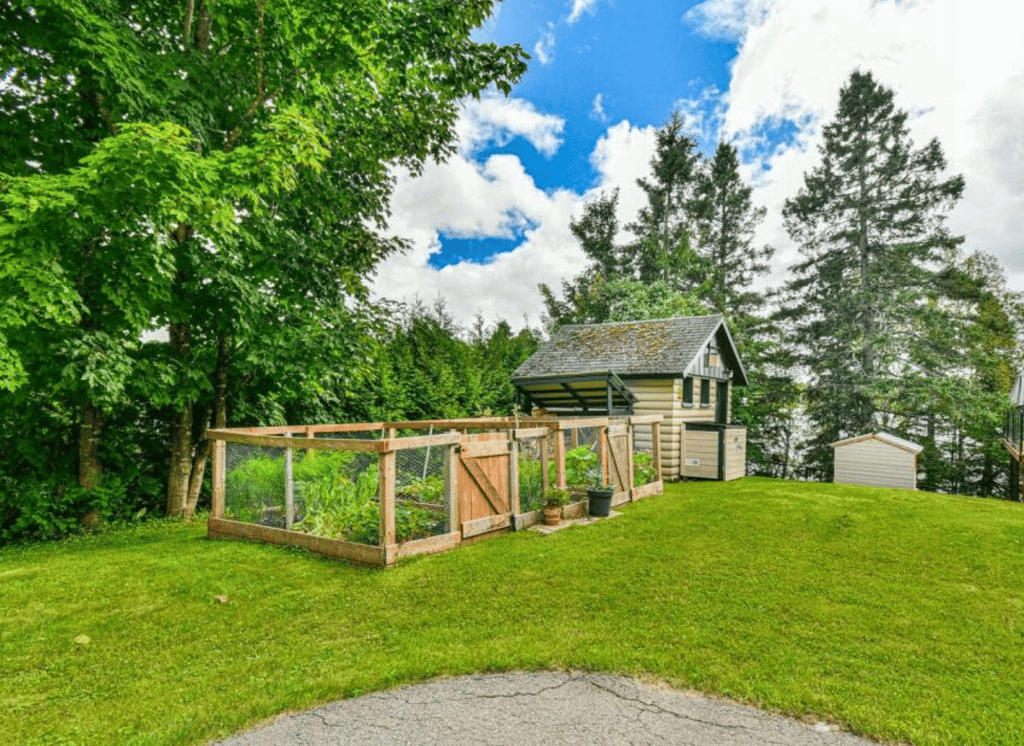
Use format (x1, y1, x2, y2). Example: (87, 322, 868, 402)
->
(509, 432, 520, 516)
(627, 423, 635, 497)
(600, 426, 609, 486)
(283, 432, 294, 529)
(211, 438, 226, 519)
(554, 427, 567, 488)
(447, 441, 460, 533)
(379, 451, 396, 552)
(540, 437, 550, 496)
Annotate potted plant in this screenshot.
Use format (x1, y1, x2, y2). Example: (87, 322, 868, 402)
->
(587, 478, 615, 517)
(543, 487, 571, 526)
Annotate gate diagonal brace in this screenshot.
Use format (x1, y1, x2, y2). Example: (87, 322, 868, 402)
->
(461, 457, 507, 515)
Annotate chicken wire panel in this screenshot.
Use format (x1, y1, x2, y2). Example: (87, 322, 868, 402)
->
(517, 437, 546, 513)
(223, 438, 384, 545)
(394, 445, 450, 538)
(224, 441, 287, 525)
(563, 427, 602, 489)
(631, 423, 658, 486)
(291, 446, 381, 544)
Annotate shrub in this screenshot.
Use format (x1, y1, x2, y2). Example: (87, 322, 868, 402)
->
(0, 476, 125, 544)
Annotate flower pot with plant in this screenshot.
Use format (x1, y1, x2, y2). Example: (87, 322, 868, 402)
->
(543, 487, 571, 526)
(587, 479, 615, 517)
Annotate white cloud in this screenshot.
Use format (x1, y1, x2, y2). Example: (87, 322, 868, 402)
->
(672, 85, 726, 142)
(533, 27, 556, 65)
(568, 0, 601, 24)
(375, 155, 582, 327)
(589, 120, 658, 231)
(456, 90, 565, 157)
(688, 0, 1024, 289)
(684, 0, 771, 41)
(372, 116, 658, 328)
(590, 93, 609, 123)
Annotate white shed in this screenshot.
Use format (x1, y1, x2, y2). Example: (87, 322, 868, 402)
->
(832, 432, 923, 490)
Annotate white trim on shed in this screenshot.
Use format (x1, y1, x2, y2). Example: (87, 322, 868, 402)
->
(832, 432, 922, 490)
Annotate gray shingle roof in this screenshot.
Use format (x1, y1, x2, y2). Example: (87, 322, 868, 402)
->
(513, 315, 746, 382)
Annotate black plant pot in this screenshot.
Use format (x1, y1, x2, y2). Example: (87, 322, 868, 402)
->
(588, 488, 614, 517)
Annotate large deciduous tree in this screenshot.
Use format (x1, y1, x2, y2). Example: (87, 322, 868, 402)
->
(779, 70, 965, 474)
(0, 0, 527, 517)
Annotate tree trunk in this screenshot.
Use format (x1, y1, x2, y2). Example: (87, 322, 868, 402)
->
(166, 322, 193, 516)
(78, 401, 105, 527)
(920, 414, 937, 493)
(980, 447, 996, 498)
(183, 335, 229, 518)
(857, 150, 875, 432)
(79, 401, 103, 490)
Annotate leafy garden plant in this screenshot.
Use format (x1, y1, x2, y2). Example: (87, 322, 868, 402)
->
(633, 452, 656, 485)
(226, 451, 439, 545)
(563, 445, 598, 489)
(544, 487, 572, 508)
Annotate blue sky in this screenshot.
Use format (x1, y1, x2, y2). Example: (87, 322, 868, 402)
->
(373, 0, 1024, 328)
(432, 0, 736, 269)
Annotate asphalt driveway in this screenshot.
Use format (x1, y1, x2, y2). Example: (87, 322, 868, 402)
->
(211, 671, 878, 745)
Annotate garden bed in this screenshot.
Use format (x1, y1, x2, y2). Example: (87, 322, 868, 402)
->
(206, 416, 665, 566)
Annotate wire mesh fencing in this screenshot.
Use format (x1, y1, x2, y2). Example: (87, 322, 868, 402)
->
(516, 435, 547, 513)
(562, 425, 603, 491)
(394, 444, 452, 538)
(224, 441, 287, 526)
(224, 438, 382, 545)
(631, 422, 658, 486)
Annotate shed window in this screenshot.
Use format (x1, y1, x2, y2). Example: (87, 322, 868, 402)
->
(700, 379, 710, 407)
(682, 377, 694, 406)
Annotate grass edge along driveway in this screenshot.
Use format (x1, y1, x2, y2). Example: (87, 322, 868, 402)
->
(2, 477, 1024, 746)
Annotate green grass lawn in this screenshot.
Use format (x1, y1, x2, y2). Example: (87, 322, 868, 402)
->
(3, 477, 1024, 746)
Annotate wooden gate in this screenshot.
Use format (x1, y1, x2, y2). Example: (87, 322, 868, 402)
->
(458, 432, 512, 540)
(606, 424, 632, 505)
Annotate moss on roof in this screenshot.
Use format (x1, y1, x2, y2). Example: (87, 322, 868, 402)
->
(514, 315, 746, 381)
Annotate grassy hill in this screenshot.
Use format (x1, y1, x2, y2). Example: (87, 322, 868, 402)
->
(2, 478, 1023, 746)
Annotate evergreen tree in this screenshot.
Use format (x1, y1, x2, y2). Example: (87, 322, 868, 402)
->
(779, 70, 965, 474)
(892, 253, 1022, 495)
(692, 142, 773, 320)
(627, 111, 704, 284)
(540, 111, 708, 328)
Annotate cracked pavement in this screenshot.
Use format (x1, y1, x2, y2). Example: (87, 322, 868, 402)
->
(210, 672, 877, 745)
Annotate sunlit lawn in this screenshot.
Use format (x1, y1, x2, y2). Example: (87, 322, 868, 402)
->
(3, 477, 1024, 746)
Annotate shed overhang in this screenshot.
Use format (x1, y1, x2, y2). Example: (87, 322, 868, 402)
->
(512, 371, 636, 416)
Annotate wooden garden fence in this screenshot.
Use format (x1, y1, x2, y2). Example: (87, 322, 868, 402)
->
(206, 415, 663, 567)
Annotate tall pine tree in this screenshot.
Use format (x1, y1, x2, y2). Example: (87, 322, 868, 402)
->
(779, 70, 965, 475)
(692, 142, 773, 320)
(627, 111, 704, 284)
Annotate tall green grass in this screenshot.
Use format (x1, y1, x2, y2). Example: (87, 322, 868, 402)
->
(2, 478, 1023, 746)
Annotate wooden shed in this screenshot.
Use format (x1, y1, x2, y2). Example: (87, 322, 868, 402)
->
(512, 315, 748, 481)
(832, 432, 923, 490)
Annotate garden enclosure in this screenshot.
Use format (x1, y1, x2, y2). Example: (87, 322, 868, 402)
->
(206, 416, 663, 567)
